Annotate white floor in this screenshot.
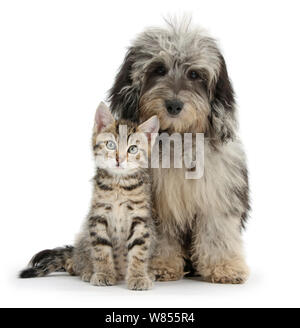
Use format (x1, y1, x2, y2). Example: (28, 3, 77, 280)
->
(1, 262, 297, 308)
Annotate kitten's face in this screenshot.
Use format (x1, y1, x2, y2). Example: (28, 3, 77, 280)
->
(94, 122, 148, 174)
(93, 103, 159, 176)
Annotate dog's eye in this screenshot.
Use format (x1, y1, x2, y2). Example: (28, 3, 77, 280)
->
(188, 70, 200, 80)
(154, 65, 167, 76)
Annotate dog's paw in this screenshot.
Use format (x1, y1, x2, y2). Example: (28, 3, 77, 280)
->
(205, 272, 248, 284)
(127, 276, 153, 291)
(152, 268, 184, 282)
(90, 272, 116, 286)
(199, 259, 249, 284)
(204, 270, 248, 285)
(150, 257, 185, 282)
(80, 271, 93, 282)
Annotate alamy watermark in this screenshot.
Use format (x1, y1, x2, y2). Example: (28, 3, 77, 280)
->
(101, 125, 204, 180)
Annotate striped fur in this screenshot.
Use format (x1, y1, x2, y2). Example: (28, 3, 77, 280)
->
(20, 246, 74, 278)
(20, 103, 159, 291)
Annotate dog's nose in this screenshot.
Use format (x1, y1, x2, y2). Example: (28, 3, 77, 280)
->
(165, 99, 184, 116)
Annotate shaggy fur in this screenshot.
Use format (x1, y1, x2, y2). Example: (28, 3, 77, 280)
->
(108, 19, 250, 283)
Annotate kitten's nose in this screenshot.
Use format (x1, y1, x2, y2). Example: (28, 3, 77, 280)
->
(165, 99, 184, 116)
(116, 155, 125, 166)
(116, 155, 120, 166)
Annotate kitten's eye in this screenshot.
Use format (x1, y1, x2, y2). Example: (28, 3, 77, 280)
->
(154, 65, 167, 76)
(106, 140, 116, 150)
(188, 70, 200, 80)
(128, 145, 138, 154)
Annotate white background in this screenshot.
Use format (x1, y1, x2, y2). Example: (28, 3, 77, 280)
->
(1, 0, 300, 308)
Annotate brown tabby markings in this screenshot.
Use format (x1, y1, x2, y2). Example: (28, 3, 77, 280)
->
(71, 105, 159, 290)
(19, 103, 159, 290)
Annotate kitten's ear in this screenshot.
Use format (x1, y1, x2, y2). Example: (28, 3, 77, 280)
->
(138, 116, 160, 141)
(95, 102, 114, 132)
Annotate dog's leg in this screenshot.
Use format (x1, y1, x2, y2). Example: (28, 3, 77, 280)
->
(191, 214, 249, 284)
(150, 237, 185, 282)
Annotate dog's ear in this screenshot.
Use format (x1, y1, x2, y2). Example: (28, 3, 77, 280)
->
(108, 47, 140, 122)
(209, 55, 237, 143)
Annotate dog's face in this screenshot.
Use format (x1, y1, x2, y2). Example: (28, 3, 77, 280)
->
(109, 21, 237, 142)
(139, 56, 211, 133)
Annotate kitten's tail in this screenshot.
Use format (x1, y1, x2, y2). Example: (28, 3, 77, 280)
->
(19, 246, 74, 278)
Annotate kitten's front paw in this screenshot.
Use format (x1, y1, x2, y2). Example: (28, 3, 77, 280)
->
(90, 272, 116, 286)
(127, 276, 153, 291)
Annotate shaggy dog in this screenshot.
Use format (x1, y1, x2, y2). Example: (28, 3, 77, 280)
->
(108, 20, 250, 284)
(19, 20, 250, 285)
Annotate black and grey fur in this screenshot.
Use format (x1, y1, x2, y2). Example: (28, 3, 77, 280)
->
(19, 246, 74, 278)
(108, 19, 250, 283)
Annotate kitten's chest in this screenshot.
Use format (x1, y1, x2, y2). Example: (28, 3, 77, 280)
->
(106, 191, 132, 243)
(93, 174, 150, 244)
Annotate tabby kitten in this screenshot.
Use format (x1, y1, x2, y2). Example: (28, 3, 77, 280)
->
(73, 102, 159, 290)
(20, 102, 159, 291)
